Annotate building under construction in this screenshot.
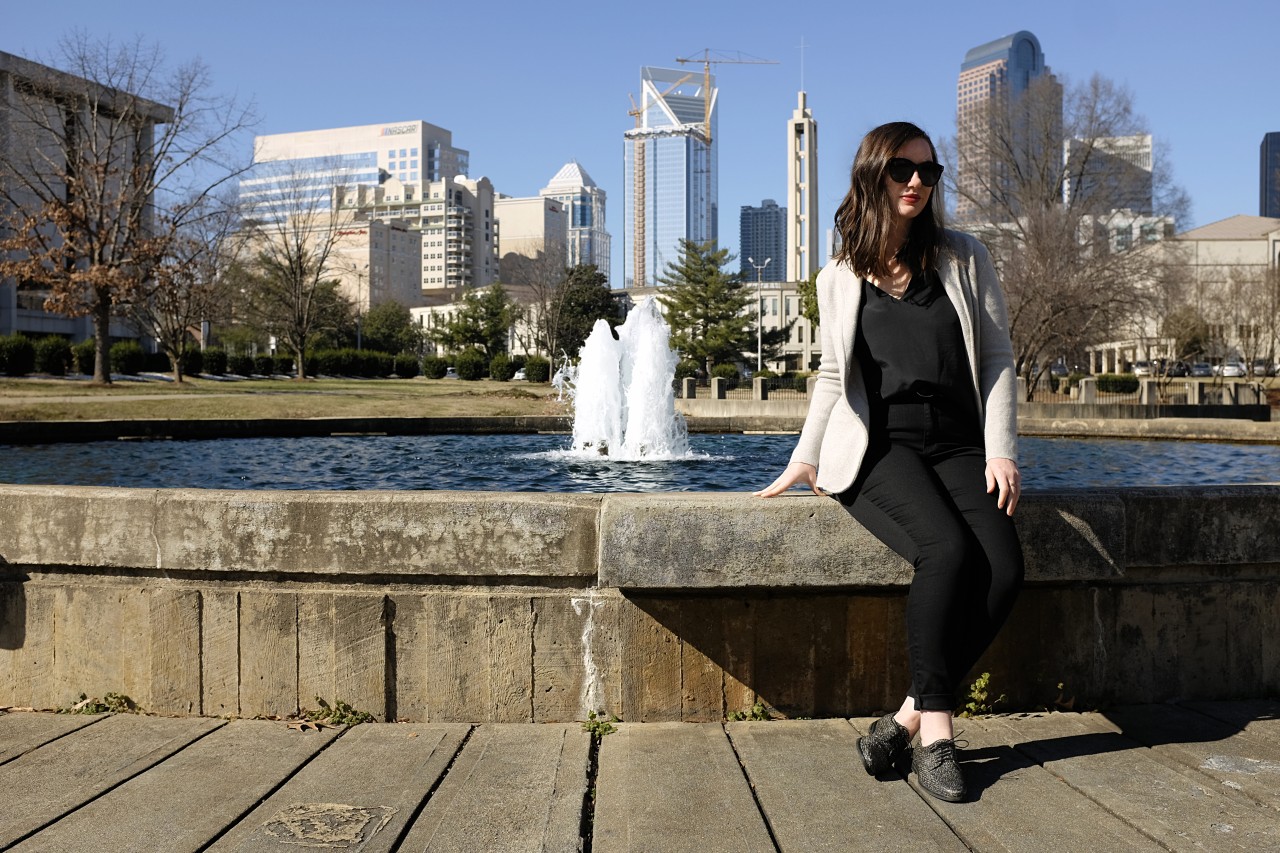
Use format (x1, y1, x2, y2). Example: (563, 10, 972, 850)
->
(623, 66, 718, 288)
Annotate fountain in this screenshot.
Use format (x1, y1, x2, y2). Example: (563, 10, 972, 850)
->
(556, 297, 691, 460)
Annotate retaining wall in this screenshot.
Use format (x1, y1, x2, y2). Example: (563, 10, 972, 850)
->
(1, 484, 1277, 721)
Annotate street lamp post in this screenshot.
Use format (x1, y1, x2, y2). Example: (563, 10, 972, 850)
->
(747, 256, 771, 373)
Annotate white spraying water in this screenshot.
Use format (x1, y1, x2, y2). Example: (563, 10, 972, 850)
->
(560, 297, 691, 460)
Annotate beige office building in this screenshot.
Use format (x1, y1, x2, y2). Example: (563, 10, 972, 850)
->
(245, 121, 496, 296)
(494, 195, 567, 283)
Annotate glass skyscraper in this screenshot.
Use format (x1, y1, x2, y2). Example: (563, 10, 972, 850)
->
(956, 31, 1059, 221)
(623, 66, 717, 288)
(1262, 132, 1280, 218)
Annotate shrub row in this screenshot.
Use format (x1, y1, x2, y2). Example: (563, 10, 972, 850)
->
(1096, 373, 1140, 394)
(0, 334, 36, 376)
(304, 348, 420, 378)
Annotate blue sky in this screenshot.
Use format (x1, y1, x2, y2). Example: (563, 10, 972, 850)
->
(6, 0, 1275, 286)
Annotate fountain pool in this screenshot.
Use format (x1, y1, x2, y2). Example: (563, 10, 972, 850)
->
(2, 432, 1279, 492)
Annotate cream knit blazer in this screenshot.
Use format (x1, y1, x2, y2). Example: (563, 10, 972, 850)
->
(789, 229, 1018, 495)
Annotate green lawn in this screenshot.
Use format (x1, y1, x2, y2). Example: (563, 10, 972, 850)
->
(0, 376, 570, 421)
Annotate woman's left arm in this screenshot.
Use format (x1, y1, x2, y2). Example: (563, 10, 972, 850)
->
(970, 239, 1019, 467)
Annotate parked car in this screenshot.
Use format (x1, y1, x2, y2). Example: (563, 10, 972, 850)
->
(1252, 359, 1274, 377)
(1167, 361, 1190, 377)
(444, 367, 459, 379)
(512, 368, 527, 381)
(1190, 362, 1213, 377)
(1132, 361, 1153, 377)
(1218, 361, 1247, 378)
(1049, 362, 1069, 377)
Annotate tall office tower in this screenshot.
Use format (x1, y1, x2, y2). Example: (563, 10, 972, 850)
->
(624, 66, 718, 287)
(956, 31, 1059, 221)
(739, 200, 786, 282)
(786, 91, 819, 281)
(1262, 132, 1280, 218)
(540, 162, 611, 280)
(243, 121, 494, 295)
(1063, 134, 1154, 213)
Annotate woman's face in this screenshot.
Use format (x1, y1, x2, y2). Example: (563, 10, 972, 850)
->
(885, 137, 935, 222)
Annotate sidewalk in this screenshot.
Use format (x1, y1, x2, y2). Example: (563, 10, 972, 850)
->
(0, 700, 1277, 851)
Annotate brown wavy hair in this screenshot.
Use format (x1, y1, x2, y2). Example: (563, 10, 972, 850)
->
(833, 122, 945, 279)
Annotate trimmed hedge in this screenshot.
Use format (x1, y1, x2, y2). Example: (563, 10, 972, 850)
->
(1096, 373, 1139, 394)
(0, 334, 35, 377)
(274, 355, 294, 376)
(202, 348, 227, 376)
(674, 359, 700, 381)
(144, 352, 171, 373)
(33, 336, 71, 376)
(393, 352, 420, 378)
(109, 341, 145, 375)
(179, 349, 203, 377)
(229, 354, 255, 376)
(524, 355, 551, 383)
(489, 353, 516, 381)
(72, 339, 95, 375)
(454, 348, 486, 381)
(421, 355, 448, 379)
(711, 363, 740, 389)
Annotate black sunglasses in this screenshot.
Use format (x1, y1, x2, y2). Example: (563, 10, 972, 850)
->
(886, 157, 944, 187)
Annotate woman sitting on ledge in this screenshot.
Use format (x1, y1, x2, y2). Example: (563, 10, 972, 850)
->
(755, 121, 1025, 803)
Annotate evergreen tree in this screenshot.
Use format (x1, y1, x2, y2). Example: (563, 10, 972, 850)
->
(439, 284, 515, 356)
(657, 240, 753, 368)
(360, 300, 423, 354)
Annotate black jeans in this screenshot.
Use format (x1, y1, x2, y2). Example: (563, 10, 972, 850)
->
(839, 398, 1024, 712)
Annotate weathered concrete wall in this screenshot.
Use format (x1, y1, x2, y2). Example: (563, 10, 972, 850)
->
(1, 485, 1278, 721)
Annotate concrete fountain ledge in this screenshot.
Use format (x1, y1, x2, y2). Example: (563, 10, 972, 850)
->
(2, 484, 1278, 722)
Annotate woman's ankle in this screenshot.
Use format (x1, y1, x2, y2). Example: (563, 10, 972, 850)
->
(918, 710, 954, 746)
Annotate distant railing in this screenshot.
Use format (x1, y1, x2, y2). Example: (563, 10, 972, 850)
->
(674, 375, 810, 401)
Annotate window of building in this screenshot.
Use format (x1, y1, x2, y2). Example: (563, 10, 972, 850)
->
(399, 148, 407, 157)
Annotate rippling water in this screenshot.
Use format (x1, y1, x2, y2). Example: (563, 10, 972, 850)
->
(2, 433, 1279, 492)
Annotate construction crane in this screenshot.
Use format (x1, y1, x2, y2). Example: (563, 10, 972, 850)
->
(674, 49, 778, 147)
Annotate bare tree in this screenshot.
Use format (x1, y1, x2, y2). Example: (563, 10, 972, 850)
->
(236, 165, 354, 378)
(500, 238, 568, 358)
(943, 73, 1190, 397)
(128, 192, 241, 381)
(0, 33, 256, 383)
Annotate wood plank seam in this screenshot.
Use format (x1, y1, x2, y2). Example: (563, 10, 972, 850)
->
(0, 714, 108, 768)
(0, 716, 229, 849)
(1007, 739, 1178, 851)
(195, 721, 357, 851)
(386, 724, 476, 850)
(721, 723, 784, 853)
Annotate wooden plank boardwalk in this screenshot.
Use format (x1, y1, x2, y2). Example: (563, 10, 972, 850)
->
(0, 700, 1277, 851)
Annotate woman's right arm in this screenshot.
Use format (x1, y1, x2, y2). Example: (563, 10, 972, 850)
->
(755, 267, 842, 497)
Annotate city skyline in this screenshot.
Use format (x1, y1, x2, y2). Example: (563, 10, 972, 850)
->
(4, 0, 1275, 287)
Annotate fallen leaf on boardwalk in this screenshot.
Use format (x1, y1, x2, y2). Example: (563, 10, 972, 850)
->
(287, 720, 328, 732)
(408, 732, 418, 738)
(71, 697, 93, 712)
(0, 707, 38, 713)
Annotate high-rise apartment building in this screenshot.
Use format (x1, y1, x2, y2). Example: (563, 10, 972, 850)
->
(786, 91, 819, 281)
(243, 121, 493, 297)
(956, 31, 1059, 220)
(335, 175, 498, 292)
(540, 162, 611, 280)
(739, 200, 786, 282)
(624, 66, 718, 287)
(1262, 132, 1280, 218)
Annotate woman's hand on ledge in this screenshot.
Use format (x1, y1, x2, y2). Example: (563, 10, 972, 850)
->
(986, 457, 1021, 516)
(753, 462, 821, 498)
